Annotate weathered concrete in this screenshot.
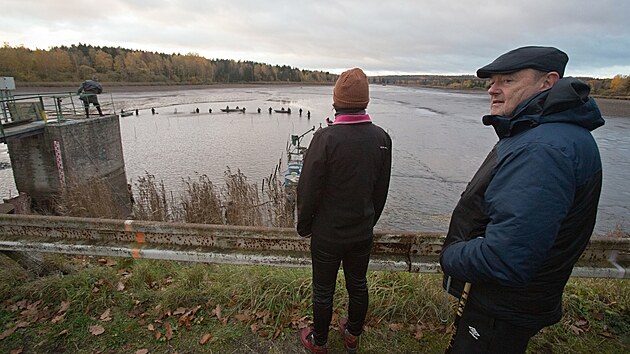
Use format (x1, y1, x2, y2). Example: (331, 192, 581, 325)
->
(0, 214, 628, 278)
(6, 115, 131, 217)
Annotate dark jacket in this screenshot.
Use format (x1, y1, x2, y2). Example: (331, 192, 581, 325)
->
(440, 78, 604, 329)
(297, 114, 392, 243)
(77, 80, 103, 95)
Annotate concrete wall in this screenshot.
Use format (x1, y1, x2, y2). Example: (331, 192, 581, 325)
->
(6, 115, 131, 217)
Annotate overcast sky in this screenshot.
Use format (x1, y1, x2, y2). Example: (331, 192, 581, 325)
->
(2, 0, 628, 78)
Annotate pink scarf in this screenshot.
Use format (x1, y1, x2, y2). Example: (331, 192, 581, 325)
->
(330, 114, 372, 125)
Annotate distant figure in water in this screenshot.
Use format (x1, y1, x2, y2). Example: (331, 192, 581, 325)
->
(174, 108, 178, 114)
(257, 107, 261, 113)
(307, 110, 311, 119)
(209, 108, 212, 113)
(236, 106, 240, 110)
(269, 107, 272, 114)
(226, 105, 230, 111)
(196, 107, 200, 114)
(287, 107, 292, 114)
(135, 109, 139, 115)
(151, 107, 155, 115)
(299, 108, 303, 116)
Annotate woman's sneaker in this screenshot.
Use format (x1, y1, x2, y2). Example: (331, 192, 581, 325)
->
(337, 318, 358, 353)
(299, 327, 328, 354)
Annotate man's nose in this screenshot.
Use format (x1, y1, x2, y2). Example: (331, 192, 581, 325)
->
(487, 83, 500, 95)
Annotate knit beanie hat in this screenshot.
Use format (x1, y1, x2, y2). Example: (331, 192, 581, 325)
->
(333, 68, 369, 109)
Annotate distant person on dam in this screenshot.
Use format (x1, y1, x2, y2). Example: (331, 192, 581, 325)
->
(297, 67, 392, 353)
(77, 77, 104, 117)
(440, 46, 604, 353)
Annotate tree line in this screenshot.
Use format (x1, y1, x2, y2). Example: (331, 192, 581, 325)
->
(1, 42, 627, 97)
(372, 74, 630, 97)
(0, 43, 337, 84)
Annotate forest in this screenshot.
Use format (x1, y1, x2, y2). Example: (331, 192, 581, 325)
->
(0, 43, 336, 84)
(371, 73, 630, 97)
(1, 43, 628, 97)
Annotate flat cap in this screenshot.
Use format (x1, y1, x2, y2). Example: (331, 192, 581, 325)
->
(476, 46, 568, 78)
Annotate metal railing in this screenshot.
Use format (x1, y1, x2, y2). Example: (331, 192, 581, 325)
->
(0, 214, 628, 278)
(0, 91, 116, 140)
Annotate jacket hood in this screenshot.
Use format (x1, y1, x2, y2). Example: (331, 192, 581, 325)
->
(482, 77, 605, 138)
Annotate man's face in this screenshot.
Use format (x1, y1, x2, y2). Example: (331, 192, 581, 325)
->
(486, 69, 549, 116)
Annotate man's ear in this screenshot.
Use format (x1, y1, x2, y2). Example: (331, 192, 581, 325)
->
(541, 72, 560, 90)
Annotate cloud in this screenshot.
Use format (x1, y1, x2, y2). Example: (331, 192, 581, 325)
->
(1, 0, 628, 77)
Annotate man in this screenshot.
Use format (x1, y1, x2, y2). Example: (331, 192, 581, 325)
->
(77, 77, 104, 117)
(297, 67, 392, 353)
(440, 46, 604, 353)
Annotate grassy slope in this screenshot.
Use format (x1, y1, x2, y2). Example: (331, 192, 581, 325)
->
(1, 254, 628, 354)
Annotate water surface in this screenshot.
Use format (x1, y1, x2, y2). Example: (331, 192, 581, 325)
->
(1, 85, 627, 234)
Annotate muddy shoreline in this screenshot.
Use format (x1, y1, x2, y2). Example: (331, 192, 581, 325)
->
(15, 84, 630, 118)
(593, 98, 630, 118)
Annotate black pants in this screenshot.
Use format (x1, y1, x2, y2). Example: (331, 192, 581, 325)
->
(81, 94, 103, 116)
(448, 302, 541, 354)
(310, 236, 372, 346)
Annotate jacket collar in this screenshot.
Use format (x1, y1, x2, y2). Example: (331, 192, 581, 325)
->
(331, 111, 372, 125)
(482, 78, 604, 138)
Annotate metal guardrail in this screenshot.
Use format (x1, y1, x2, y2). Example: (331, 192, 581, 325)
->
(1, 92, 116, 141)
(0, 214, 628, 278)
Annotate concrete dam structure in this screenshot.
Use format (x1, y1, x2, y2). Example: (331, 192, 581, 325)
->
(1, 78, 130, 217)
(5, 114, 131, 216)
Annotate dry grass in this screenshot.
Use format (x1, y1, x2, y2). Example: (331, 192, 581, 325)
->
(180, 174, 223, 224)
(55, 178, 128, 219)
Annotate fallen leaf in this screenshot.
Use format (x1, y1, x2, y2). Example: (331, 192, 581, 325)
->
(10, 348, 22, 354)
(147, 324, 154, 331)
(389, 323, 404, 332)
(178, 313, 194, 330)
(213, 304, 222, 320)
(100, 309, 112, 322)
(117, 282, 125, 291)
(574, 319, 589, 327)
(250, 323, 259, 333)
(51, 313, 66, 324)
(58, 301, 71, 314)
(199, 333, 212, 345)
(414, 328, 424, 340)
(135, 349, 148, 354)
(165, 323, 173, 341)
(173, 307, 186, 315)
(154, 331, 161, 340)
(569, 324, 583, 335)
(0, 326, 17, 340)
(234, 313, 250, 322)
(57, 329, 69, 336)
(600, 330, 615, 338)
(89, 325, 105, 336)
